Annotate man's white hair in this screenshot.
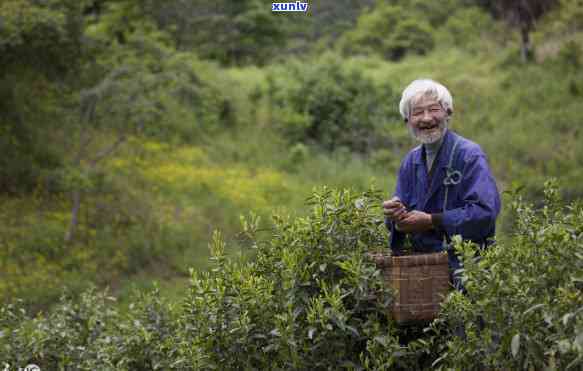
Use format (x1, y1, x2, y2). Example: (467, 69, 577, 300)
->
(398, 79, 453, 121)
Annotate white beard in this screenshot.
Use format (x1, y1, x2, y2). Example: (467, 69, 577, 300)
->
(409, 119, 449, 144)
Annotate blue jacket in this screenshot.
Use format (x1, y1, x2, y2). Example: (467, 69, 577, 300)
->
(387, 130, 501, 268)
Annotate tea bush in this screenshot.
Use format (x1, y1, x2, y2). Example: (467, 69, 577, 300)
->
(0, 187, 412, 369)
(0, 287, 182, 370)
(180, 188, 410, 369)
(1, 183, 582, 370)
(431, 180, 583, 370)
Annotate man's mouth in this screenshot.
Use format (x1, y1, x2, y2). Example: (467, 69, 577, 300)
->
(420, 123, 438, 131)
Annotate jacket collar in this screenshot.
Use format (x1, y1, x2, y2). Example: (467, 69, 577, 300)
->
(412, 129, 454, 167)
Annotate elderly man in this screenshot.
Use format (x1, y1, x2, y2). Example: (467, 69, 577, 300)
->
(383, 79, 501, 287)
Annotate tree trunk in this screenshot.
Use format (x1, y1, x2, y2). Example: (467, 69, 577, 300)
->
(520, 24, 532, 63)
(63, 68, 132, 244)
(65, 189, 81, 243)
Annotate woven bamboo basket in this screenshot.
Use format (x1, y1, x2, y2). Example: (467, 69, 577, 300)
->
(372, 252, 450, 323)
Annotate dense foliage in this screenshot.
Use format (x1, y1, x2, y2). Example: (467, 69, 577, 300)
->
(145, 0, 288, 65)
(0, 0, 86, 193)
(265, 55, 400, 152)
(1, 183, 582, 369)
(339, 3, 436, 60)
(0, 188, 401, 369)
(431, 180, 583, 370)
(181, 189, 399, 369)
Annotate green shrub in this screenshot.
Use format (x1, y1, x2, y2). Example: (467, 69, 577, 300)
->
(0, 0, 86, 193)
(431, 180, 583, 370)
(84, 34, 237, 143)
(181, 188, 408, 369)
(394, 0, 468, 29)
(0, 287, 183, 371)
(0, 187, 409, 369)
(442, 7, 496, 49)
(339, 4, 435, 61)
(266, 55, 400, 152)
(144, 0, 288, 66)
(0, 288, 119, 369)
(2, 182, 582, 369)
(558, 40, 582, 69)
(0, 0, 84, 76)
(536, 0, 583, 36)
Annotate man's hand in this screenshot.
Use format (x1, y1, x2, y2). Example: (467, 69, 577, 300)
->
(383, 197, 407, 222)
(395, 210, 433, 233)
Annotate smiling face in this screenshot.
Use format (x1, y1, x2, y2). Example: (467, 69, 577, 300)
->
(407, 94, 449, 144)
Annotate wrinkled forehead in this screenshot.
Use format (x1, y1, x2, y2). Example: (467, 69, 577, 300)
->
(410, 91, 441, 110)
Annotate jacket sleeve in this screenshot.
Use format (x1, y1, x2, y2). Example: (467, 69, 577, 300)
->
(386, 158, 409, 252)
(441, 154, 501, 242)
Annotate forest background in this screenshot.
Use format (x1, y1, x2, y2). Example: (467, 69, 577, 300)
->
(0, 0, 582, 343)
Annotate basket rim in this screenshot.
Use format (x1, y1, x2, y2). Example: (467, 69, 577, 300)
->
(370, 251, 449, 267)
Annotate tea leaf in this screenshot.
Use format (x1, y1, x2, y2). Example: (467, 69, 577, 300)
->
(512, 333, 521, 358)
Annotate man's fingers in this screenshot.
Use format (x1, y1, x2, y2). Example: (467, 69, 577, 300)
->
(394, 208, 408, 220)
(398, 211, 418, 224)
(383, 198, 403, 209)
(384, 206, 407, 219)
(383, 196, 411, 223)
(400, 212, 412, 221)
(383, 204, 401, 214)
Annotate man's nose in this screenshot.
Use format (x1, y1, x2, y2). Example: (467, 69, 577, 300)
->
(421, 110, 433, 121)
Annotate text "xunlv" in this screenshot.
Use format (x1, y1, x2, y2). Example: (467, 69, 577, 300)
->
(272, 2, 309, 12)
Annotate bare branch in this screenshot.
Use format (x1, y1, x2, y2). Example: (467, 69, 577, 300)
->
(90, 134, 128, 167)
(64, 189, 81, 243)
